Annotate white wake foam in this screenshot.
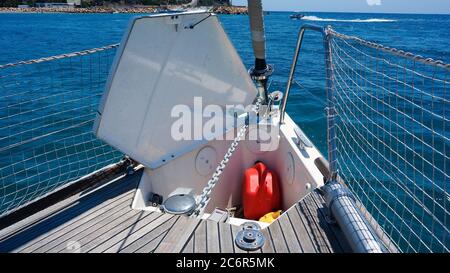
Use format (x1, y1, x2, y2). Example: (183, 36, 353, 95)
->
(300, 15, 396, 23)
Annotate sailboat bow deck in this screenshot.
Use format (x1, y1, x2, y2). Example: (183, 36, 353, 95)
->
(0, 169, 353, 253)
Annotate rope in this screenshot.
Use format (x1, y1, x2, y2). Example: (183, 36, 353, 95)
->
(329, 29, 450, 70)
(0, 44, 119, 69)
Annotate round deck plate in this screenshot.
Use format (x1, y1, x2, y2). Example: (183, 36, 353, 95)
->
(235, 229, 265, 251)
(285, 151, 295, 185)
(235, 221, 264, 251)
(241, 221, 261, 230)
(162, 194, 196, 215)
(195, 146, 217, 176)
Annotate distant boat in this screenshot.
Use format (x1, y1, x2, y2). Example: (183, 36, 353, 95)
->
(290, 13, 304, 20)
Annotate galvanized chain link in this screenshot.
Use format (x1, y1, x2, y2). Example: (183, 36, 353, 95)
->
(0, 44, 120, 69)
(191, 97, 263, 216)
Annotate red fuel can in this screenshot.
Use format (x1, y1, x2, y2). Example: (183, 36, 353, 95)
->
(243, 162, 281, 220)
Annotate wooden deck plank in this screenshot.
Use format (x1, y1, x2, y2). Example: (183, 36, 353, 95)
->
(93, 212, 164, 253)
(17, 192, 134, 253)
(181, 235, 194, 253)
(134, 231, 170, 253)
(51, 207, 139, 253)
(296, 199, 332, 253)
(206, 221, 220, 253)
(277, 213, 303, 253)
(134, 216, 181, 253)
(28, 199, 133, 253)
(67, 210, 153, 253)
(1, 179, 136, 252)
(259, 227, 276, 253)
(218, 222, 234, 253)
(118, 213, 176, 253)
(154, 216, 201, 253)
(267, 221, 289, 253)
(285, 205, 316, 253)
(193, 221, 207, 253)
(0, 172, 138, 241)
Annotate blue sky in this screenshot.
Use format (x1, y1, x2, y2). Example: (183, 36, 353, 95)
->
(231, 0, 450, 14)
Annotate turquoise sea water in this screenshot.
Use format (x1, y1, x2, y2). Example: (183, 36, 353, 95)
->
(0, 12, 448, 251)
(1, 12, 449, 151)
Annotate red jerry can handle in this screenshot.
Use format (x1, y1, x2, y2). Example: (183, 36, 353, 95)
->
(242, 162, 281, 220)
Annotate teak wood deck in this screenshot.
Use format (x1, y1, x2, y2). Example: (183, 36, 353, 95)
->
(0, 170, 352, 253)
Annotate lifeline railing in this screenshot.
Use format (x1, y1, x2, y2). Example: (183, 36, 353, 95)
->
(281, 24, 449, 253)
(0, 44, 124, 217)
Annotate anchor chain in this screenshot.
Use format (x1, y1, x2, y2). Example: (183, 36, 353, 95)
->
(190, 97, 263, 217)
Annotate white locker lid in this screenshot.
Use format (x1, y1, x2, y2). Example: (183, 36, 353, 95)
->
(94, 11, 258, 169)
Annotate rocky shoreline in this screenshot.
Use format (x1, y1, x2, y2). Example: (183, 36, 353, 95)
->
(211, 6, 247, 15)
(0, 6, 247, 14)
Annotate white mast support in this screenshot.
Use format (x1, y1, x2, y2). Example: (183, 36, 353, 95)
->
(247, 0, 272, 103)
(247, 0, 266, 64)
